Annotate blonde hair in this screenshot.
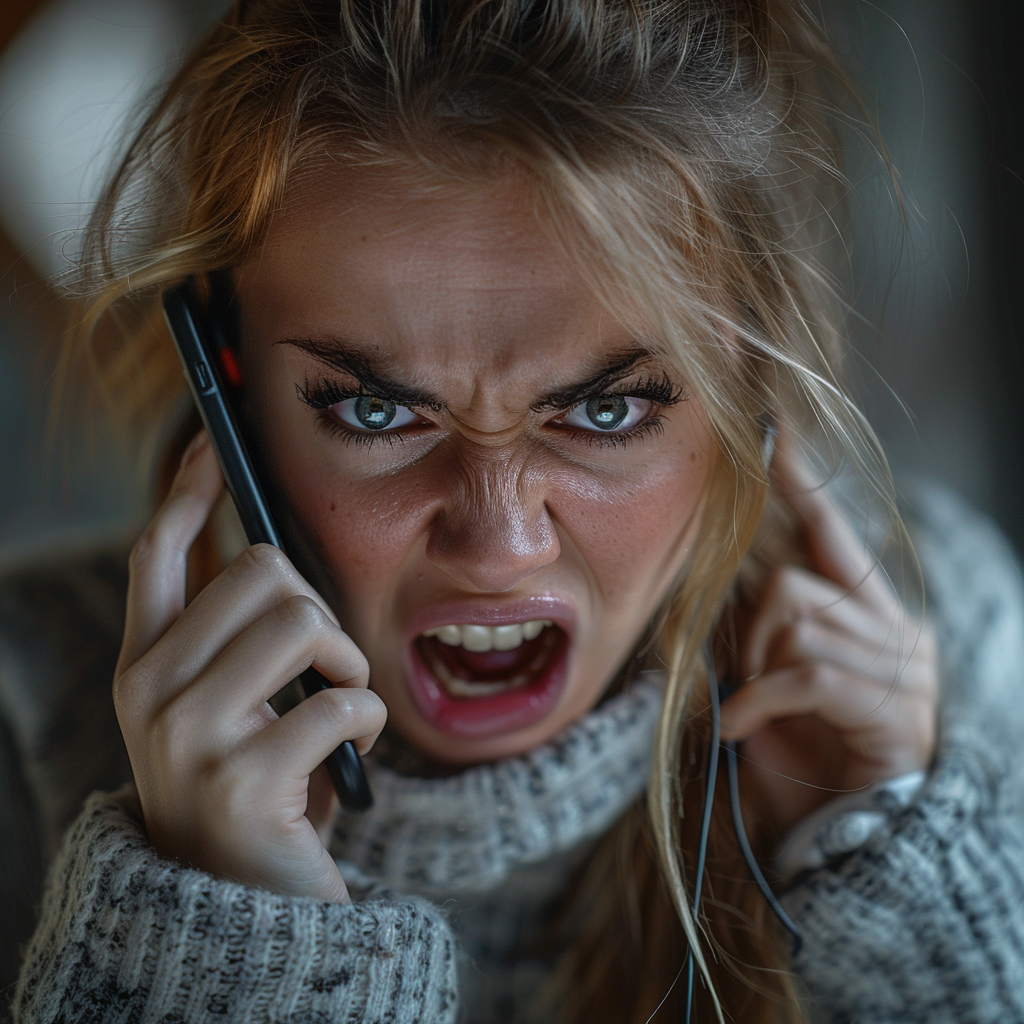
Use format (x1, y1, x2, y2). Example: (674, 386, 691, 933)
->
(68, 2, 904, 1020)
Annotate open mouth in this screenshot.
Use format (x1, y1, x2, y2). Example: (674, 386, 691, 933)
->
(417, 619, 560, 696)
(406, 618, 570, 738)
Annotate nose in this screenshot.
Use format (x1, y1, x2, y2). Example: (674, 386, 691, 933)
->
(424, 451, 560, 593)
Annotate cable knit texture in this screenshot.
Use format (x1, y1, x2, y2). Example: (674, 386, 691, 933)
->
(331, 677, 663, 1020)
(13, 787, 458, 1024)
(333, 675, 662, 896)
(2, 484, 1024, 1023)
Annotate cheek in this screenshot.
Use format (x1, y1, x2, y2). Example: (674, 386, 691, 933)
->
(278, 455, 434, 586)
(551, 445, 711, 600)
(246, 370, 435, 608)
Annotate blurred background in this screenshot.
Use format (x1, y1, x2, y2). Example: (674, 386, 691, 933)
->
(0, 0, 1021, 555)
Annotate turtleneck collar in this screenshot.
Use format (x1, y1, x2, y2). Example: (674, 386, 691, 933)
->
(330, 673, 664, 897)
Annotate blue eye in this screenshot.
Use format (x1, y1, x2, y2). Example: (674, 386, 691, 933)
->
(330, 396, 421, 432)
(562, 394, 652, 433)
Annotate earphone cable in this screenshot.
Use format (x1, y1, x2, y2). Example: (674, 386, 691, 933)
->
(684, 650, 723, 1023)
(685, 652, 804, 1022)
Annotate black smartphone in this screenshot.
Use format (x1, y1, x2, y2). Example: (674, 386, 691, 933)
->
(162, 280, 373, 812)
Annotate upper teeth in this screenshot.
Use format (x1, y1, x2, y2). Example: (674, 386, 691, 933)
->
(422, 620, 554, 652)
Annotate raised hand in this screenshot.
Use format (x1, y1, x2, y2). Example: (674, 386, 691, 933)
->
(720, 438, 939, 834)
(113, 431, 386, 902)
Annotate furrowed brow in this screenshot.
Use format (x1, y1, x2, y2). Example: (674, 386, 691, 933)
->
(277, 337, 443, 408)
(531, 349, 658, 412)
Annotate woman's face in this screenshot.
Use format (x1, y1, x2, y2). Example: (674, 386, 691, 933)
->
(235, 169, 715, 765)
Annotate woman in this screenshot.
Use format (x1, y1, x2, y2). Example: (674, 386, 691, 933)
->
(5, 0, 1024, 1021)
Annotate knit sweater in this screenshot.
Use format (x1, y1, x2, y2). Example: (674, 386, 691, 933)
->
(2, 483, 1023, 1022)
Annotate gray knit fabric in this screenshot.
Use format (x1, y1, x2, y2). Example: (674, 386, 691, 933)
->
(2, 483, 1023, 1023)
(14, 787, 458, 1023)
(332, 675, 662, 896)
(331, 677, 663, 1021)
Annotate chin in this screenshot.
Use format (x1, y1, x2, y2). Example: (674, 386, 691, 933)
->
(387, 707, 580, 768)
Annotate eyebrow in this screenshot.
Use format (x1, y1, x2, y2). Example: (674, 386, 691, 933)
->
(277, 337, 443, 408)
(529, 348, 657, 411)
(277, 336, 659, 410)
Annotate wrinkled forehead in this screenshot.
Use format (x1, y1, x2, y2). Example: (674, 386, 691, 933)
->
(235, 163, 657, 396)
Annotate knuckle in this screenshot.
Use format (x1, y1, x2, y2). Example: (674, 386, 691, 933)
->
(769, 621, 804, 665)
(348, 647, 371, 684)
(319, 688, 359, 733)
(366, 689, 389, 728)
(112, 668, 141, 725)
(319, 685, 382, 735)
(147, 703, 194, 772)
(276, 594, 328, 634)
(806, 663, 839, 696)
(802, 661, 835, 696)
(113, 659, 163, 726)
(765, 565, 803, 604)
(237, 543, 291, 581)
(112, 663, 142, 710)
(788, 617, 816, 652)
(129, 526, 170, 574)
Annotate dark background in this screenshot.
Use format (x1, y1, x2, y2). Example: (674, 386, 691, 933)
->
(0, 0, 1021, 555)
(830, 0, 1024, 556)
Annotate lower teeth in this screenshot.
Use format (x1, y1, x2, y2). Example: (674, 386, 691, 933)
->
(430, 656, 532, 697)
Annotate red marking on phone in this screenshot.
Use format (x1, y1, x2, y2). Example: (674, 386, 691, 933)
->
(219, 346, 243, 388)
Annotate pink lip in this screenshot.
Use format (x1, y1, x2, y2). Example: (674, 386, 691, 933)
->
(402, 595, 576, 739)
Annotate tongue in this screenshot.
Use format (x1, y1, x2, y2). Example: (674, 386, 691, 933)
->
(422, 633, 549, 682)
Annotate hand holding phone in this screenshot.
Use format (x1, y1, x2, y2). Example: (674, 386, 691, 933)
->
(162, 281, 374, 813)
(113, 429, 384, 902)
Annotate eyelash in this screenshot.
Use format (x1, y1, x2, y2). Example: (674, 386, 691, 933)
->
(296, 374, 683, 450)
(297, 376, 429, 448)
(549, 375, 681, 449)
(568, 416, 666, 449)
